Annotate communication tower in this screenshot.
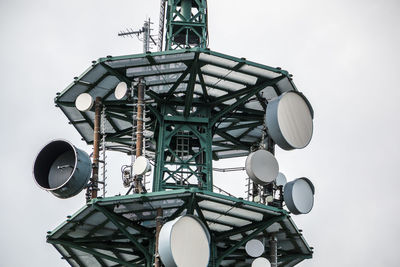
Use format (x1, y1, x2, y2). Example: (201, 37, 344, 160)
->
(34, 1, 315, 266)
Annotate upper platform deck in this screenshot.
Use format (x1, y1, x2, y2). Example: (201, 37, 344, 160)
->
(55, 48, 298, 160)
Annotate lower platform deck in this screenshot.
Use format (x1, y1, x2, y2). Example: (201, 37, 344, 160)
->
(47, 188, 313, 266)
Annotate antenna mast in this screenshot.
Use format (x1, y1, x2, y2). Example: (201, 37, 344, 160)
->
(118, 18, 157, 53)
(158, 0, 167, 51)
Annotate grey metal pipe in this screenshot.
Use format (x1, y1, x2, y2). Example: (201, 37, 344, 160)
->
(154, 208, 163, 267)
(270, 235, 278, 267)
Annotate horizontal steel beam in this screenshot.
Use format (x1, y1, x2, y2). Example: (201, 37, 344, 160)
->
(47, 239, 137, 267)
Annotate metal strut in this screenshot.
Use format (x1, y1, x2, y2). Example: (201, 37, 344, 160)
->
(270, 235, 278, 267)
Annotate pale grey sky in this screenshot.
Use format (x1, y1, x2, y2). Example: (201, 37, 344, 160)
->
(1, 0, 400, 266)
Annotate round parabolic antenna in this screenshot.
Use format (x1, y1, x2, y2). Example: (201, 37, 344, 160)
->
(48, 150, 75, 188)
(245, 239, 264, 258)
(276, 172, 287, 187)
(251, 257, 271, 267)
(284, 178, 315, 215)
(245, 150, 279, 185)
(75, 93, 94, 112)
(115, 81, 128, 100)
(159, 215, 210, 267)
(133, 156, 150, 175)
(266, 91, 313, 150)
(33, 140, 92, 198)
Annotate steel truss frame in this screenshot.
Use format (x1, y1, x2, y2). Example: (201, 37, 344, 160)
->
(47, 189, 312, 267)
(48, 0, 315, 266)
(165, 0, 208, 50)
(55, 48, 295, 192)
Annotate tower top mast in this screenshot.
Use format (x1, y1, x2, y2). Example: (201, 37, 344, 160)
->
(165, 0, 208, 50)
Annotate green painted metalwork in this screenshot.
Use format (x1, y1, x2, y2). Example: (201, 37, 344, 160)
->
(46, 189, 312, 266)
(55, 48, 291, 157)
(152, 105, 213, 191)
(48, 239, 138, 267)
(49, 3, 314, 264)
(215, 215, 285, 265)
(55, 48, 296, 191)
(165, 0, 208, 50)
(93, 204, 152, 265)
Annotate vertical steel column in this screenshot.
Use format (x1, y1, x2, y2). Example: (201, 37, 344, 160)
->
(270, 235, 278, 267)
(181, 0, 192, 20)
(91, 97, 102, 199)
(154, 208, 163, 267)
(210, 237, 217, 267)
(152, 104, 166, 192)
(205, 124, 213, 191)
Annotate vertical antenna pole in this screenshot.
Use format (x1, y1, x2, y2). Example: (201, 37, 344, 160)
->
(143, 20, 150, 52)
(91, 97, 102, 199)
(270, 235, 278, 267)
(136, 80, 144, 158)
(131, 82, 136, 187)
(158, 0, 166, 51)
(154, 208, 163, 267)
(101, 105, 107, 197)
(134, 79, 145, 193)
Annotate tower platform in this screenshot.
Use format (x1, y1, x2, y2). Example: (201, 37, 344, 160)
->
(55, 48, 297, 160)
(47, 189, 312, 266)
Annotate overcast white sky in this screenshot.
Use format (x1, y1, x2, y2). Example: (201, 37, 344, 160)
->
(1, 0, 400, 266)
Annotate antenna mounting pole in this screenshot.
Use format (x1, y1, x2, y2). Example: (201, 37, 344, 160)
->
(90, 97, 102, 200)
(133, 79, 145, 193)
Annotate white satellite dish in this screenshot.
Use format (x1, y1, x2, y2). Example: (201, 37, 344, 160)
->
(75, 93, 94, 112)
(276, 172, 287, 187)
(133, 156, 151, 175)
(245, 150, 279, 185)
(284, 177, 315, 215)
(251, 257, 271, 267)
(114, 81, 129, 100)
(266, 91, 313, 150)
(245, 239, 265, 258)
(159, 215, 210, 267)
(266, 195, 274, 203)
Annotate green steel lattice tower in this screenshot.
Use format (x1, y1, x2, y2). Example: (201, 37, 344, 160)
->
(43, 1, 314, 266)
